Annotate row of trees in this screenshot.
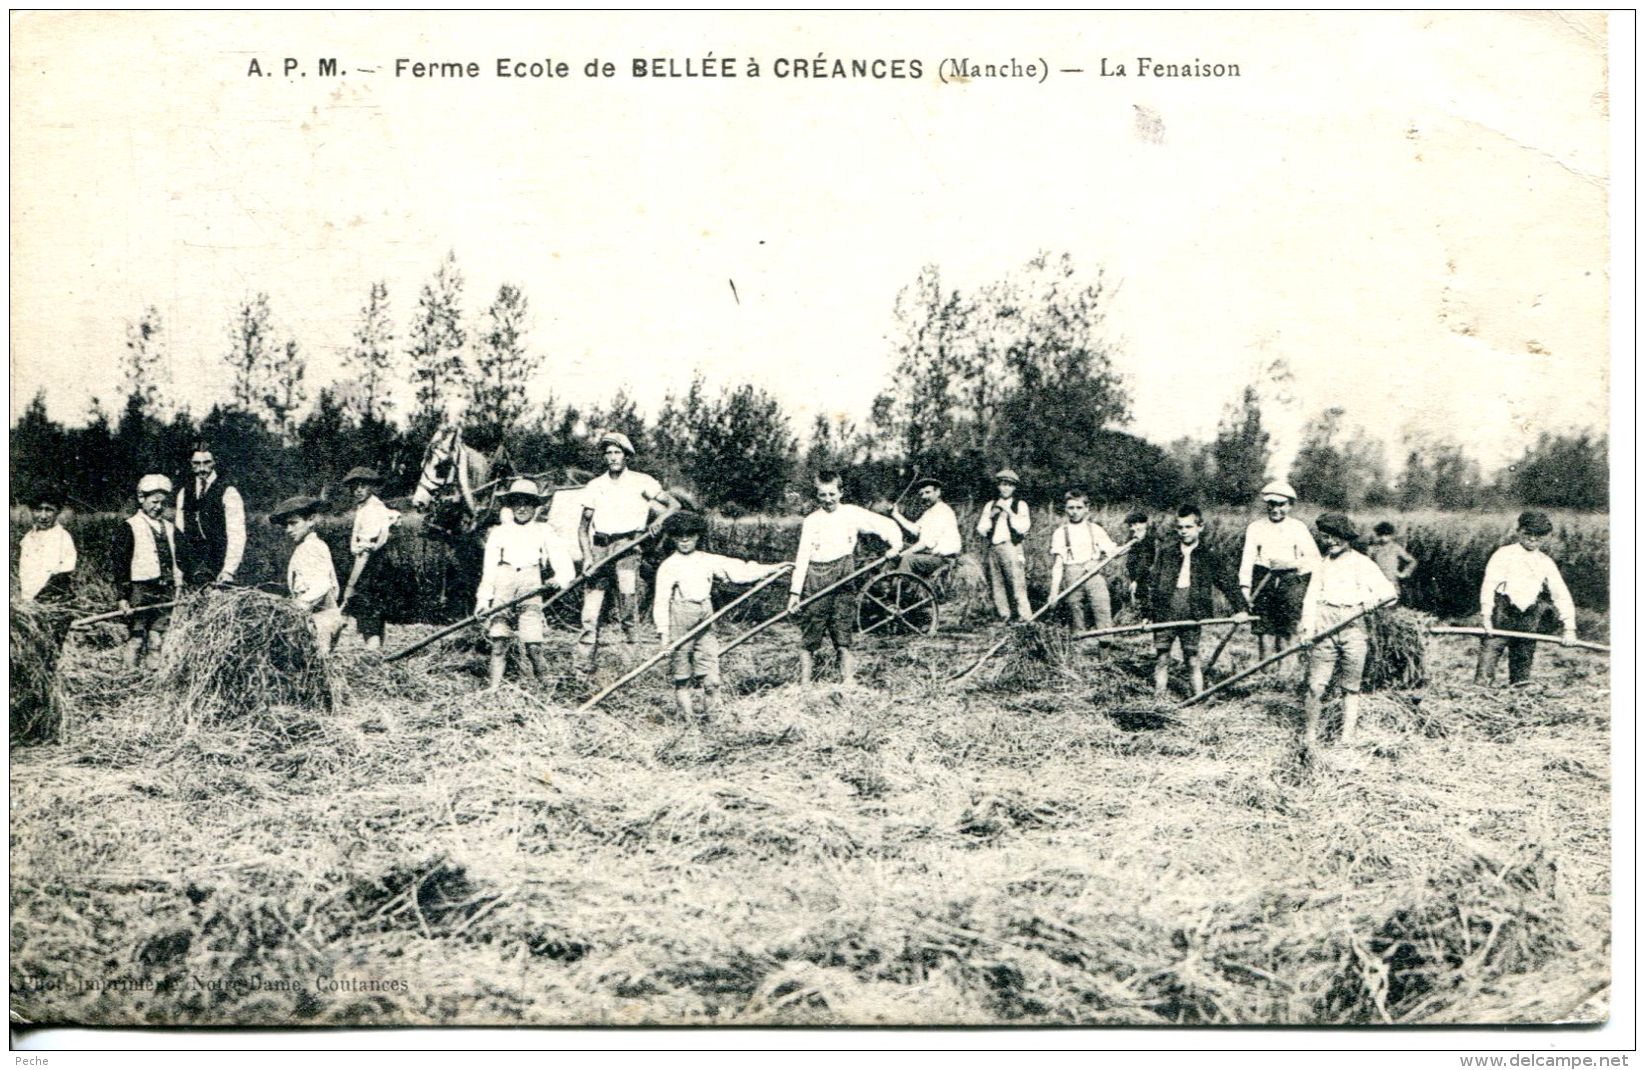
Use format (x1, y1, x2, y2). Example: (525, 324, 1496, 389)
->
(11, 251, 1608, 516)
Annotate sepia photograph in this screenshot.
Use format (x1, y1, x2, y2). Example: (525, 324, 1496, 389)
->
(7, 10, 1629, 1043)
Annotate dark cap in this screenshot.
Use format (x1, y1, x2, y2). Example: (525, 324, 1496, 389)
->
(910, 477, 944, 493)
(1124, 511, 1149, 525)
(1314, 512, 1359, 541)
(1516, 510, 1554, 536)
(342, 466, 384, 486)
(269, 495, 328, 524)
(667, 511, 709, 538)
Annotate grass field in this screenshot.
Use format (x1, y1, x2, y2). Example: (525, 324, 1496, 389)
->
(9, 598, 1611, 1027)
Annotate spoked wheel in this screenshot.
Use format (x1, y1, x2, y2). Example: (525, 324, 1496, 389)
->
(857, 572, 940, 638)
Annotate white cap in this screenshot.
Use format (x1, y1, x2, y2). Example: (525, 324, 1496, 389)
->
(137, 474, 173, 496)
(1260, 480, 1297, 502)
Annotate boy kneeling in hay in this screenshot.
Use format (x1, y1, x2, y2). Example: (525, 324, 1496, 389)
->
(477, 479, 574, 692)
(1475, 510, 1578, 686)
(653, 512, 785, 721)
(270, 495, 347, 653)
(1299, 513, 1396, 760)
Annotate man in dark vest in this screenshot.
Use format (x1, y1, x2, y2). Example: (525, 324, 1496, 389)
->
(175, 446, 247, 587)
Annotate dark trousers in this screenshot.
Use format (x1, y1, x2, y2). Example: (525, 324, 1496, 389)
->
(1475, 594, 1561, 685)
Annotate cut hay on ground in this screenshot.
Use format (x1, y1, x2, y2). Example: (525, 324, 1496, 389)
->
(156, 587, 341, 722)
(11, 597, 67, 745)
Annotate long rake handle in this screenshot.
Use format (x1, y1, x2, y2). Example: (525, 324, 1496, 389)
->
(1428, 626, 1609, 654)
(1205, 571, 1272, 671)
(384, 530, 651, 663)
(575, 564, 794, 711)
(719, 553, 896, 658)
(950, 537, 1140, 684)
(70, 600, 182, 629)
(1177, 597, 1396, 709)
(1072, 615, 1243, 643)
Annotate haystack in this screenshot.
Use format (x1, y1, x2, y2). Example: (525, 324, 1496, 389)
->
(11, 598, 67, 745)
(1363, 607, 1429, 691)
(987, 623, 1078, 692)
(156, 588, 340, 721)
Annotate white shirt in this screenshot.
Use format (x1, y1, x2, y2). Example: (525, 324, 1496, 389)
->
(581, 469, 663, 536)
(791, 504, 903, 594)
(1299, 549, 1396, 635)
(1175, 541, 1197, 589)
(905, 501, 963, 556)
(476, 520, 575, 608)
(976, 498, 1032, 546)
(1051, 519, 1118, 565)
(177, 475, 246, 579)
(1480, 543, 1576, 628)
(19, 525, 76, 600)
(288, 532, 340, 610)
(350, 495, 400, 554)
(1238, 516, 1321, 589)
(652, 551, 776, 637)
(546, 487, 587, 564)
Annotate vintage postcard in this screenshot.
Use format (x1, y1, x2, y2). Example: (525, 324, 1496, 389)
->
(8, 10, 1627, 1044)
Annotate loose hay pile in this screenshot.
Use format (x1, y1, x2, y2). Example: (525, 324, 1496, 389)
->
(1363, 607, 1430, 691)
(988, 623, 1077, 691)
(156, 588, 341, 721)
(11, 598, 67, 745)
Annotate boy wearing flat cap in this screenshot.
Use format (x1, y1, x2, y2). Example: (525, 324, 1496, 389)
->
(891, 477, 962, 579)
(576, 430, 679, 673)
(975, 468, 1033, 623)
(113, 474, 182, 669)
(478, 479, 574, 691)
(271, 495, 346, 653)
(341, 466, 399, 651)
(1475, 511, 1577, 686)
(1121, 510, 1154, 612)
(1238, 480, 1321, 665)
(1298, 512, 1396, 758)
(653, 512, 785, 721)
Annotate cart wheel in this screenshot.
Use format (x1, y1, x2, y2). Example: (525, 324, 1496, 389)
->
(858, 572, 939, 637)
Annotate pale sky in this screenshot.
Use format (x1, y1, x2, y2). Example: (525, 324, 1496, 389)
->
(10, 11, 1613, 472)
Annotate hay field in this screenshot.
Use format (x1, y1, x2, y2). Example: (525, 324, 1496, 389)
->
(9, 605, 1611, 1026)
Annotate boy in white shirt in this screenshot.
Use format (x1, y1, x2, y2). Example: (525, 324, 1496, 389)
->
(113, 475, 182, 669)
(575, 431, 678, 673)
(1238, 480, 1321, 664)
(477, 479, 574, 691)
(1299, 513, 1397, 758)
(19, 489, 76, 604)
(653, 512, 784, 720)
(1048, 488, 1118, 633)
(340, 466, 399, 651)
(789, 470, 904, 686)
(974, 468, 1033, 623)
(1475, 511, 1577, 686)
(270, 495, 346, 654)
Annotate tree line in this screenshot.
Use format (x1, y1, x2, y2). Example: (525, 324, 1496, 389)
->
(10, 251, 1608, 516)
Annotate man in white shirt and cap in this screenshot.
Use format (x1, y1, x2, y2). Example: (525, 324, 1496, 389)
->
(974, 468, 1033, 623)
(789, 469, 905, 686)
(1475, 511, 1578, 686)
(1298, 512, 1396, 759)
(575, 430, 679, 673)
(890, 477, 962, 579)
(113, 474, 182, 669)
(1238, 480, 1321, 664)
(176, 446, 246, 588)
(18, 488, 77, 605)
